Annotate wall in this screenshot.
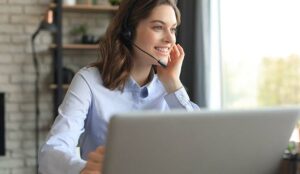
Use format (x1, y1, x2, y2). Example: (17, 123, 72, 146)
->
(0, 0, 110, 173)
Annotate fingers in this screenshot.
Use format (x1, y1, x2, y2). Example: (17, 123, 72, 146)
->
(85, 152, 103, 172)
(173, 44, 180, 57)
(171, 44, 179, 58)
(85, 160, 102, 171)
(170, 44, 184, 60)
(88, 151, 104, 163)
(176, 44, 185, 58)
(81, 146, 106, 174)
(81, 170, 101, 174)
(96, 146, 105, 154)
(81, 161, 102, 174)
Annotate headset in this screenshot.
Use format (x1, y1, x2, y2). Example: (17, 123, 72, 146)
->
(119, 0, 168, 68)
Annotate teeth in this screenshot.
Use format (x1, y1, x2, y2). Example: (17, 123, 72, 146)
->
(155, 47, 169, 53)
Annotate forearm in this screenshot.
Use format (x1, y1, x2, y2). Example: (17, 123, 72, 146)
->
(39, 145, 86, 174)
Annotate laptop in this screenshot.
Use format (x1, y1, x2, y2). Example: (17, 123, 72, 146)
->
(102, 107, 300, 174)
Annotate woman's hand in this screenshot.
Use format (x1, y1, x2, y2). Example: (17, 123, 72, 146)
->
(157, 43, 185, 93)
(80, 146, 105, 174)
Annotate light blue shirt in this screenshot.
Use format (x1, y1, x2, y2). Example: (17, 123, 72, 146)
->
(39, 66, 199, 174)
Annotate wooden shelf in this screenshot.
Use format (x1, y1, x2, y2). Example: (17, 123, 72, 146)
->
(50, 2, 115, 116)
(49, 3, 118, 13)
(50, 44, 98, 50)
(49, 84, 70, 90)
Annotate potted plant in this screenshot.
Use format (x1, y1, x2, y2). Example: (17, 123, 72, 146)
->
(69, 24, 95, 44)
(109, 0, 121, 6)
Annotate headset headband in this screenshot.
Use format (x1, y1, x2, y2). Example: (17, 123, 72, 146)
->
(122, 0, 138, 32)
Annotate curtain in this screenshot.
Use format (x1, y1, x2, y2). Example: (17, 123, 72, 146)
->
(177, 0, 211, 108)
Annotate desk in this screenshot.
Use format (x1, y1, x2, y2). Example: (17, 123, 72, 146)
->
(280, 154, 299, 174)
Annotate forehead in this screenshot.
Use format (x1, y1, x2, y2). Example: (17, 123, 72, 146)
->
(142, 4, 177, 25)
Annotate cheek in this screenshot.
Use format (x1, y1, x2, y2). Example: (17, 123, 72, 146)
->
(135, 30, 154, 44)
(138, 34, 158, 48)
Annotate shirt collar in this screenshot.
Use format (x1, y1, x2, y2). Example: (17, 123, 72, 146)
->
(124, 69, 156, 93)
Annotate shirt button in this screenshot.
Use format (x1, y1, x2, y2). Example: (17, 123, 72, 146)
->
(140, 88, 148, 98)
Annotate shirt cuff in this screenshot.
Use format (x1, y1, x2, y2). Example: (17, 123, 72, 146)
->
(69, 159, 86, 174)
(164, 87, 191, 110)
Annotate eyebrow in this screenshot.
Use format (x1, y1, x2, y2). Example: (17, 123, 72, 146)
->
(150, 20, 177, 27)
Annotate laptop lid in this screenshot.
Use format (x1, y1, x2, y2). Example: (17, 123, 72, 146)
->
(103, 107, 300, 174)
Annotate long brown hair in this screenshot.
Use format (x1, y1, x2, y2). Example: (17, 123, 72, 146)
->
(94, 0, 181, 91)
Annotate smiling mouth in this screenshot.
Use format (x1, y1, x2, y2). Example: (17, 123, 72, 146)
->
(155, 47, 170, 55)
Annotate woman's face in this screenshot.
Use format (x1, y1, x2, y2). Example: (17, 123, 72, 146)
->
(133, 4, 177, 67)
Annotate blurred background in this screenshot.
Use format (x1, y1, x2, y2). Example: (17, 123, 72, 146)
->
(0, 0, 300, 173)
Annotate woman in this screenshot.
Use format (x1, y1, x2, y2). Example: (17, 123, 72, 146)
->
(39, 0, 199, 173)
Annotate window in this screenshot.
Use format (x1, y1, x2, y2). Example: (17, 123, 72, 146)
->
(211, 0, 300, 142)
(215, 0, 300, 109)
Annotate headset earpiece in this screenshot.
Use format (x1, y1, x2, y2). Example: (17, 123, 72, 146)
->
(120, 28, 132, 49)
(119, 0, 138, 48)
(122, 29, 132, 41)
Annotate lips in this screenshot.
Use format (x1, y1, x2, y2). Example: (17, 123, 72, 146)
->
(154, 46, 170, 56)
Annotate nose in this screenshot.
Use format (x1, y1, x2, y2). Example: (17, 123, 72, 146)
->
(163, 30, 176, 44)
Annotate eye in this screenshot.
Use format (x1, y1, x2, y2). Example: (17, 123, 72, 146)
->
(153, 26, 163, 30)
(171, 28, 177, 34)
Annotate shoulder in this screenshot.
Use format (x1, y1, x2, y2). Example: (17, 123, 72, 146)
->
(76, 66, 103, 86)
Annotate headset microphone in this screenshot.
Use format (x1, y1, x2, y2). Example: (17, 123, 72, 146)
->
(121, 30, 168, 68)
(132, 43, 168, 68)
(121, 31, 168, 68)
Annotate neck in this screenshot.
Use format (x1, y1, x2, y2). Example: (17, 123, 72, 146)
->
(131, 63, 152, 87)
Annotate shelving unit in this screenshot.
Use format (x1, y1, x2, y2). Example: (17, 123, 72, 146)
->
(51, 0, 118, 116)
(50, 44, 98, 50)
(49, 84, 70, 90)
(49, 3, 118, 12)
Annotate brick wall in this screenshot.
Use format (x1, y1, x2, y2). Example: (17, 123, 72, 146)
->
(0, 0, 110, 173)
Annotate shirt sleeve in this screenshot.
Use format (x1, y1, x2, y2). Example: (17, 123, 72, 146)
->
(38, 72, 91, 174)
(164, 87, 200, 111)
